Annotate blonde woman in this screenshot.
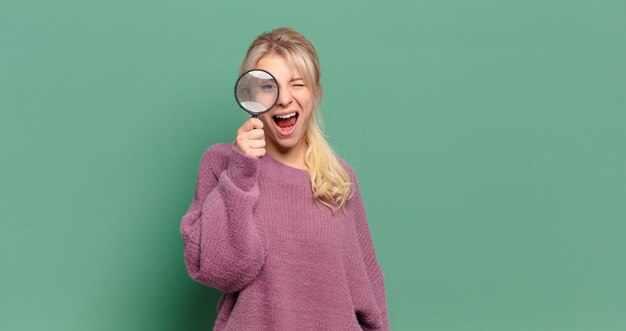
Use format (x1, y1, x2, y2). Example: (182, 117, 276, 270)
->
(180, 27, 391, 330)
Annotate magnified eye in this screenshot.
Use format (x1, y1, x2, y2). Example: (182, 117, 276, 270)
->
(259, 83, 277, 91)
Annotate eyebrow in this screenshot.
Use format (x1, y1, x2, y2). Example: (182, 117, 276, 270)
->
(289, 78, 305, 83)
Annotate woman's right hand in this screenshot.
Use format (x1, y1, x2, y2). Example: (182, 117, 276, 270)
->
(235, 118, 266, 158)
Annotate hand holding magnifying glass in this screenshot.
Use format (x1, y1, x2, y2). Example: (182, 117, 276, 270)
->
(233, 69, 279, 158)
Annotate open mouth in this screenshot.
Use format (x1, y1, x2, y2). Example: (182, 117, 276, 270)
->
(272, 112, 299, 135)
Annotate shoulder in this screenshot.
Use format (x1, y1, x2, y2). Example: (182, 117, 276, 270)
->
(334, 156, 367, 216)
(336, 155, 359, 185)
(335, 156, 365, 208)
(199, 143, 233, 174)
(203, 143, 232, 159)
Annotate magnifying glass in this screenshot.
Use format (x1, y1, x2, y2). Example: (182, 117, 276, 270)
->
(234, 69, 279, 118)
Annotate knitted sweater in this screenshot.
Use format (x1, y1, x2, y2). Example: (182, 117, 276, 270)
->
(180, 143, 390, 330)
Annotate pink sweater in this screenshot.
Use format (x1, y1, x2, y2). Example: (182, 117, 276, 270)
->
(180, 143, 391, 330)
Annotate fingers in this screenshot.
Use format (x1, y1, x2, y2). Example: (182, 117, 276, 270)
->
(245, 128, 264, 139)
(246, 145, 266, 158)
(247, 137, 266, 148)
(238, 118, 264, 134)
(235, 118, 266, 158)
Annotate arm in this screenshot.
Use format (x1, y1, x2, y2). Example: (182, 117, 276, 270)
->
(351, 176, 391, 330)
(180, 144, 266, 292)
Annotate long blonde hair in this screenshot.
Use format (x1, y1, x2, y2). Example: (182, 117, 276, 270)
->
(239, 27, 353, 211)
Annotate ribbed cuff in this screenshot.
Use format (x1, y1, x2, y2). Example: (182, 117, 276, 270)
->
(227, 143, 260, 191)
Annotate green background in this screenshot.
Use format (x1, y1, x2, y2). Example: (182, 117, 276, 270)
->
(1, 0, 625, 330)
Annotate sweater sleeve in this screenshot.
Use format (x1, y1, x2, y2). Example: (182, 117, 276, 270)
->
(351, 176, 391, 331)
(180, 144, 266, 293)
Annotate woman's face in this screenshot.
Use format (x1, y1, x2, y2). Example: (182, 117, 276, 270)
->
(256, 54, 315, 154)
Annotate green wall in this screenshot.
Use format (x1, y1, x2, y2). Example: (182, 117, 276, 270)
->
(2, 0, 625, 330)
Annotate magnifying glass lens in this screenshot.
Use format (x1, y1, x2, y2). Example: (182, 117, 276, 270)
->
(234, 69, 279, 117)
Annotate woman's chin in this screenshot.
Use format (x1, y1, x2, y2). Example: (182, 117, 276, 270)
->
(274, 139, 299, 152)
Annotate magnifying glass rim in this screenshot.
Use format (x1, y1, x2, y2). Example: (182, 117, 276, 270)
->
(234, 68, 280, 116)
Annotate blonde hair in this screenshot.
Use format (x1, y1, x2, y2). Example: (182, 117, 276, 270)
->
(240, 27, 353, 211)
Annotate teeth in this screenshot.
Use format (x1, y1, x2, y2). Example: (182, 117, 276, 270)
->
(275, 112, 297, 119)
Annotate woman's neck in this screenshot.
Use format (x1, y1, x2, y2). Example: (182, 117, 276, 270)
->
(265, 140, 308, 171)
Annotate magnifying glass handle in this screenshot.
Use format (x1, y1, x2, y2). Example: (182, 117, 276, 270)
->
(251, 115, 258, 118)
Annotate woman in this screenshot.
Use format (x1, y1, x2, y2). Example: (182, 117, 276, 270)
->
(180, 27, 391, 330)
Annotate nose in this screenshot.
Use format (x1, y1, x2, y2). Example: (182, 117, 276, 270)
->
(275, 85, 293, 107)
